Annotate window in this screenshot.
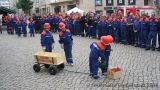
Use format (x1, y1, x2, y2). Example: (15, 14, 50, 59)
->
(128, 0, 136, 5)
(106, 0, 113, 5)
(117, 0, 125, 5)
(95, 0, 102, 6)
(144, 0, 148, 5)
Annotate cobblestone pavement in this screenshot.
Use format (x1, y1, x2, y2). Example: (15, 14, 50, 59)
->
(0, 31, 160, 90)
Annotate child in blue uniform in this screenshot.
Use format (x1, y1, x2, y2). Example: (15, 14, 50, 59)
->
(16, 20, 22, 37)
(28, 19, 35, 37)
(58, 22, 73, 66)
(22, 21, 27, 37)
(41, 23, 55, 52)
(89, 35, 113, 79)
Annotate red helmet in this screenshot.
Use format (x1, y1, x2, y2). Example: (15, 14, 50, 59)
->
(101, 35, 113, 45)
(44, 23, 50, 29)
(59, 22, 65, 29)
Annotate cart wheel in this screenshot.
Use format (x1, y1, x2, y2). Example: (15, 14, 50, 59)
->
(44, 64, 50, 68)
(33, 64, 41, 72)
(58, 63, 65, 70)
(49, 66, 58, 75)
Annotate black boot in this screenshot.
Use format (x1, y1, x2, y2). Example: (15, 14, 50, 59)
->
(156, 47, 160, 51)
(152, 48, 155, 51)
(145, 47, 150, 50)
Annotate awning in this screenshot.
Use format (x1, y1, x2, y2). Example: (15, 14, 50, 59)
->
(66, 7, 84, 15)
(0, 7, 16, 14)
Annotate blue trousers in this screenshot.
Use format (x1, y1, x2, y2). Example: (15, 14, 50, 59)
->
(64, 43, 73, 64)
(109, 28, 114, 38)
(134, 31, 140, 46)
(45, 44, 52, 52)
(87, 26, 96, 37)
(89, 52, 99, 76)
(30, 29, 35, 37)
(121, 30, 127, 44)
(114, 29, 119, 43)
(141, 30, 147, 48)
(146, 31, 157, 49)
(97, 29, 103, 39)
(22, 29, 27, 36)
(17, 29, 21, 37)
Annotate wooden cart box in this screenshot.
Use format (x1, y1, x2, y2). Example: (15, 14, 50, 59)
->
(108, 67, 122, 80)
(34, 51, 65, 65)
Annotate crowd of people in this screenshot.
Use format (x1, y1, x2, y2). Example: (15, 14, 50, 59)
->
(1, 11, 160, 51)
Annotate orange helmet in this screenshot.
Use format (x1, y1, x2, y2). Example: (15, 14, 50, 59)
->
(59, 22, 65, 29)
(44, 23, 50, 29)
(101, 35, 113, 45)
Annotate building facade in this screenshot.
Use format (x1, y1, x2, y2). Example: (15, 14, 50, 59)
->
(32, 0, 95, 15)
(32, 0, 159, 15)
(0, 0, 10, 9)
(95, 0, 159, 15)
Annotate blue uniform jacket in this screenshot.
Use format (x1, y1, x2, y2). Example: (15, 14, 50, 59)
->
(127, 16, 134, 24)
(22, 22, 27, 31)
(90, 42, 108, 61)
(150, 19, 158, 32)
(133, 20, 140, 32)
(112, 21, 120, 30)
(59, 30, 73, 44)
(141, 20, 148, 31)
(16, 22, 22, 30)
(41, 31, 54, 46)
(28, 22, 35, 33)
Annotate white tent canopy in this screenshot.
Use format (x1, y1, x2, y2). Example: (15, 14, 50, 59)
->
(66, 7, 84, 15)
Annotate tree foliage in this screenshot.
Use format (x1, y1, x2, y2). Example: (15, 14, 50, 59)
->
(16, 0, 33, 13)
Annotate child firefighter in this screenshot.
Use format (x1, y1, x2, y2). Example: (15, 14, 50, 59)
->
(58, 22, 74, 66)
(89, 35, 113, 79)
(41, 23, 55, 52)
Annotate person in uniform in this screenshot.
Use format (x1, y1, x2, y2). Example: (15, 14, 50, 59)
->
(120, 18, 127, 45)
(146, 14, 158, 51)
(22, 20, 27, 37)
(28, 18, 35, 37)
(41, 23, 55, 52)
(89, 35, 113, 79)
(58, 22, 74, 66)
(16, 19, 22, 37)
(133, 17, 141, 47)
